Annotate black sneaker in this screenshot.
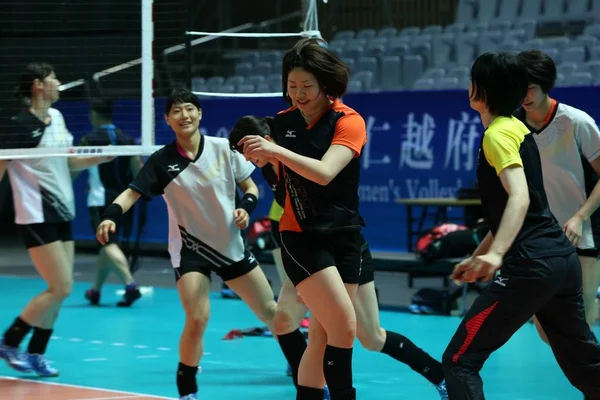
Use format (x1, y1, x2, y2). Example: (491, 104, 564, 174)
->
(85, 289, 100, 305)
(117, 287, 142, 307)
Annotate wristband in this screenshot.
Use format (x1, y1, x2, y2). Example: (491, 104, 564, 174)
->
(238, 193, 258, 215)
(101, 203, 124, 225)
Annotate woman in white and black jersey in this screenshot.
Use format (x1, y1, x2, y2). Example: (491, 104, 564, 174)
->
(0, 62, 111, 377)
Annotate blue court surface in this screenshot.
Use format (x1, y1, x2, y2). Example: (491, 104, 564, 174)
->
(0, 275, 593, 399)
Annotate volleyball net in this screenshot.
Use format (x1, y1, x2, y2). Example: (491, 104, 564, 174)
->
(0, 0, 326, 160)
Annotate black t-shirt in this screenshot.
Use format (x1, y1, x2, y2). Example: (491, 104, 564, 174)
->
(477, 117, 573, 261)
(274, 99, 367, 233)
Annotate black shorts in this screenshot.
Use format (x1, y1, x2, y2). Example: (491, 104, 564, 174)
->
(280, 230, 362, 286)
(18, 222, 73, 249)
(576, 247, 600, 259)
(174, 249, 259, 282)
(359, 239, 375, 286)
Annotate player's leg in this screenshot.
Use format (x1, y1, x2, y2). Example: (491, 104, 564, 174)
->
(0, 223, 73, 376)
(442, 258, 561, 399)
(355, 280, 447, 397)
(175, 266, 211, 400)
(281, 231, 360, 400)
(102, 243, 141, 307)
(535, 253, 600, 398)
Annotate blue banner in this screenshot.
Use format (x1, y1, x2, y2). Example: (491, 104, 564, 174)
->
(61, 86, 600, 253)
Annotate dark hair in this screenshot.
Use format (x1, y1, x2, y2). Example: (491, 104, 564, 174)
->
(281, 38, 349, 105)
(14, 62, 54, 103)
(90, 97, 113, 120)
(229, 115, 273, 152)
(516, 50, 557, 93)
(165, 87, 201, 114)
(470, 52, 529, 117)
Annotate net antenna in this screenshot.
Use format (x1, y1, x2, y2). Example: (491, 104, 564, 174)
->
(189, 0, 326, 99)
(0, 0, 157, 160)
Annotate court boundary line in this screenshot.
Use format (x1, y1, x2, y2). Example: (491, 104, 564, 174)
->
(0, 376, 176, 399)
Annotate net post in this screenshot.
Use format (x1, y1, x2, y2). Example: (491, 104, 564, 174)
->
(185, 0, 194, 90)
(141, 0, 155, 150)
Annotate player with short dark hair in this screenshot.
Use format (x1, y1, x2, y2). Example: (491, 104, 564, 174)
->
(443, 52, 600, 399)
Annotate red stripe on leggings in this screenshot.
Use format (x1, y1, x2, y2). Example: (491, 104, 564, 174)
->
(452, 301, 499, 363)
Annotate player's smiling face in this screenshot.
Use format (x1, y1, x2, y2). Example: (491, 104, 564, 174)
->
(165, 102, 202, 138)
(287, 68, 323, 114)
(522, 84, 546, 111)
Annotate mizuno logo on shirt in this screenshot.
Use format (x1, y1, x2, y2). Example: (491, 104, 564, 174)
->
(31, 128, 43, 138)
(167, 164, 180, 172)
(285, 130, 296, 138)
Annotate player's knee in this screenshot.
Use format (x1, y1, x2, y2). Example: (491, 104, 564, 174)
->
(324, 316, 356, 348)
(357, 327, 385, 352)
(273, 309, 296, 335)
(49, 278, 73, 300)
(184, 312, 209, 339)
(255, 299, 277, 325)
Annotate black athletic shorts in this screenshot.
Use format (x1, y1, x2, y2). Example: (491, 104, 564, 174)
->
(89, 206, 122, 245)
(280, 230, 362, 286)
(576, 247, 600, 259)
(359, 238, 375, 286)
(174, 249, 259, 282)
(18, 222, 73, 249)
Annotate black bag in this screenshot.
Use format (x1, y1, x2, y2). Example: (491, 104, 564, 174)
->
(409, 288, 456, 316)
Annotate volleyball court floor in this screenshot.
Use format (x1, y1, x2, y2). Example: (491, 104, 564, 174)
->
(0, 244, 595, 399)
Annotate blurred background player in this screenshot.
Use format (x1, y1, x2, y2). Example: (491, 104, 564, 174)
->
(79, 97, 143, 307)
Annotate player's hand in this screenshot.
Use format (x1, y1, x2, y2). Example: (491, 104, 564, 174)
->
(233, 208, 249, 229)
(451, 257, 474, 285)
(96, 220, 116, 245)
(563, 214, 584, 247)
(462, 253, 503, 283)
(238, 135, 278, 160)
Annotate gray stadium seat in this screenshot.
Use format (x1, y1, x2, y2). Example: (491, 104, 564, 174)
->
(505, 29, 527, 43)
(476, 0, 498, 22)
(255, 83, 271, 93)
(479, 31, 503, 54)
(573, 35, 598, 58)
(333, 30, 355, 41)
(356, 29, 377, 40)
(489, 20, 513, 34)
(544, 47, 561, 64)
(235, 62, 252, 77)
(365, 42, 386, 59)
(444, 23, 466, 35)
(356, 57, 379, 82)
(246, 75, 265, 88)
(447, 66, 470, 81)
(347, 80, 362, 93)
(514, 20, 537, 41)
(380, 56, 402, 89)
(498, 40, 520, 53)
(456, 32, 479, 66)
(562, 46, 586, 64)
(191, 77, 205, 92)
(413, 78, 436, 90)
(253, 62, 272, 76)
(520, 0, 543, 20)
(225, 75, 245, 90)
(378, 27, 398, 38)
(345, 44, 364, 60)
(565, 0, 592, 22)
(260, 50, 283, 65)
(497, 0, 520, 21)
(411, 38, 433, 70)
(399, 27, 421, 37)
(432, 33, 456, 68)
(421, 68, 446, 81)
(437, 77, 461, 90)
(522, 38, 544, 51)
(343, 58, 356, 73)
(555, 72, 567, 87)
(388, 39, 410, 57)
(584, 24, 600, 40)
(241, 51, 260, 65)
(456, 0, 477, 24)
(403, 55, 424, 88)
(591, 45, 600, 60)
(567, 71, 593, 86)
(544, 37, 570, 52)
(267, 74, 280, 91)
(237, 84, 255, 94)
(353, 71, 375, 90)
(468, 22, 490, 34)
(422, 25, 443, 36)
(584, 60, 600, 84)
(539, 0, 566, 23)
(557, 62, 578, 78)
(218, 84, 236, 93)
(206, 76, 225, 92)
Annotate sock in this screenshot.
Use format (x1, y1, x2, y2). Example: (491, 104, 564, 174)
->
(125, 283, 137, 291)
(277, 329, 308, 387)
(381, 330, 445, 385)
(323, 345, 354, 394)
(27, 328, 53, 355)
(331, 388, 356, 400)
(296, 385, 325, 400)
(177, 362, 199, 396)
(3, 317, 32, 348)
